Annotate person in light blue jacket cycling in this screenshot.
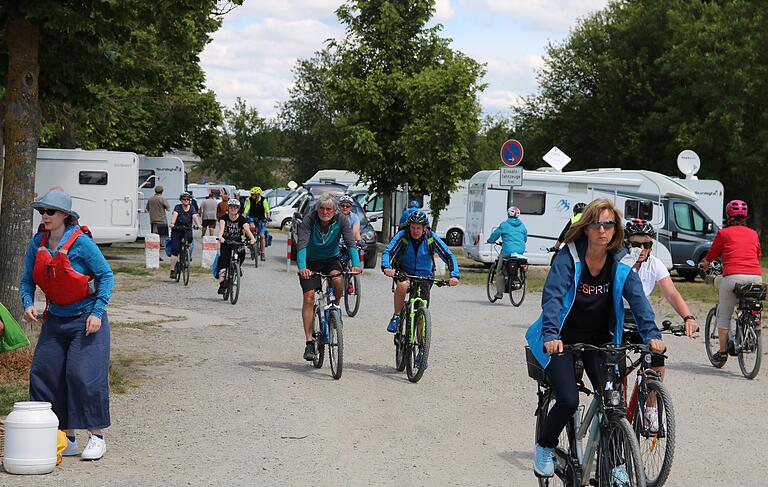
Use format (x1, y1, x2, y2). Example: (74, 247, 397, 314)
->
(487, 206, 528, 299)
(381, 210, 459, 333)
(524, 198, 665, 480)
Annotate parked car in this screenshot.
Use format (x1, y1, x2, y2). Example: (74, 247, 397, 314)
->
(262, 187, 292, 208)
(268, 188, 308, 230)
(289, 184, 378, 268)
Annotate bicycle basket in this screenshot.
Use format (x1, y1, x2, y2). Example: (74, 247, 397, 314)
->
(734, 283, 766, 304)
(525, 346, 548, 384)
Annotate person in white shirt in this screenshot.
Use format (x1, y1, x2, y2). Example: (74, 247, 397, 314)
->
(623, 219, 698, 430)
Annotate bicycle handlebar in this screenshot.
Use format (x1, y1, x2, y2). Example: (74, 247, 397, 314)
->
(393, 271, 450, 287)
(561, 342, 666, 357)
(310, 271, 362, 278)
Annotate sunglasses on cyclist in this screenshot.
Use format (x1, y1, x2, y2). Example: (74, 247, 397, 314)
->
(180, 198, 191, 202)
(37, 208, 59, 216)
(588, 221, 616, 230)
(629, 241, 653, 249)
(339, 204, 352, 209)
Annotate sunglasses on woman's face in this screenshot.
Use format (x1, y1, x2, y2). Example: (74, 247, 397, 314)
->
(588, 220, 616, 230)
(180, 198, 190, 203)
(629, 241, 653, 249)
(340, 204, 352, 209)
(37, 208, 59, 216)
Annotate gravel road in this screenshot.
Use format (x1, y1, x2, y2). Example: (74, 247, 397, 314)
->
(4, 232, 767, 486)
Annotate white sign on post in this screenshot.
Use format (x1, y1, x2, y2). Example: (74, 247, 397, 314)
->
(500, 166, 523, 187)
(543, 146, 571, 172)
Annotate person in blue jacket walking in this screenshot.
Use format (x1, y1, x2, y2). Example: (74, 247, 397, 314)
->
(524, 198, 665, 479)
(381, 210, 459, 333)
(487, 206, 528, 299)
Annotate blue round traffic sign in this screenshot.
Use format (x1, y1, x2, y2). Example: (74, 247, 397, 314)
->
(500, 139, 524, 166)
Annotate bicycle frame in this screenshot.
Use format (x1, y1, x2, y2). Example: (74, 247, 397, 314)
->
(314, 274, 342, 342)
(405, 287, 429, 347)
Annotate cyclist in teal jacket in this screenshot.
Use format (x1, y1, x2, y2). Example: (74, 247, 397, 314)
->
(487, 206, 528, 299)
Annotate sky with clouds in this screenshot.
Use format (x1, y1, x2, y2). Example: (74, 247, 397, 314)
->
(200, 0, 610, 119)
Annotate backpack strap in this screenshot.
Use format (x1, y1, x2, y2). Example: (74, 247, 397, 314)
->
(58, 229, 84, 255)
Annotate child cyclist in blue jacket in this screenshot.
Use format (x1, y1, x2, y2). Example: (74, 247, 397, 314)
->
(381, 210, 460, 333)
(487, 206, 528, 299)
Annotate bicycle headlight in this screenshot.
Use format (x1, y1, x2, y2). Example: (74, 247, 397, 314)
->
(605, 390, 622, 407)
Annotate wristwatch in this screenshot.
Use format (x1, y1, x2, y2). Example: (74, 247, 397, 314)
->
(683, 314, 695, 322)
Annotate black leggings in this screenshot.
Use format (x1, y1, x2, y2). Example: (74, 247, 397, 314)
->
(538, 351, 606, 448)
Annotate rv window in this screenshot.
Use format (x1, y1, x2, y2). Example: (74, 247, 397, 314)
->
(139, 169, 155, 188)
(509, 190, 545, 215)
(674, 203, 705, 232)
(79, 171, 108, 185)
(625, 200, 653, 221)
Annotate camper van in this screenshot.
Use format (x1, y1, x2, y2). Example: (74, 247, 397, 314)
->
(305, 169, 360, 186)
(137, 156, 185, 238)
(673, 178, 724, 227)
(35, 148, 139, 244)
(464, 168, 716, 277)
(187, 183, 237, 209)
(422, 181, 468, 247)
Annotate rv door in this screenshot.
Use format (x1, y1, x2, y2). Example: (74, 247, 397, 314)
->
(112, 194, 134, 226)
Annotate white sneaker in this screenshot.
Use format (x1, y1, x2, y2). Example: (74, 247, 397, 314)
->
(62, 436, 80, 456)
(80, 434, 106, 460)
(644, 407, 659, 433)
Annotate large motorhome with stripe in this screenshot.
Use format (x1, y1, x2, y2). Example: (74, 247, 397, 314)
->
(463, 168, 717, 279)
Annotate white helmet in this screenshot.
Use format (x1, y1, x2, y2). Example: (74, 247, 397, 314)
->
(227, 198, 241, 207)
(338, 194, 354, 205)
(507, 206, 520, 218)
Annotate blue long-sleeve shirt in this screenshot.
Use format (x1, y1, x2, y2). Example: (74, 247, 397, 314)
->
(381, 230, 460, 278)
(20, 226, 114, 319)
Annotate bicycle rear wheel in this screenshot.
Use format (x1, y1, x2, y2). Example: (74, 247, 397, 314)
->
(535, 390, 577, 487)
(634, 380, 675, 487)
(328, 309, 343, 379)
(230, 261, 241, 305)
(182, 248, 191, 286)
(704, 306, 723, 368)
(406, 305, 431, 383)
(486, 263, 499, 303)
(254, 244, 259, 268)
(312, 306, 324, 369)
(394, 308, 408, 371)
(510, 269, 527, 307)
(344, 274, 361, 317)
(175, 262, 181, 283)
(599, 417, 646, 487)
(737, 320, 762, 379)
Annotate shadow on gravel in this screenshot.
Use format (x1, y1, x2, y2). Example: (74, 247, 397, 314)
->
(343, 362, 411, 383)
(667, 360, 748, 380)
(498, 450, 533, 470)
(239, 360, 335, 381)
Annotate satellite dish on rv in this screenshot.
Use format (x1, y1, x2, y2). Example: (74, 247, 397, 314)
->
(287, 180, 298, 190)
(677, 150, 700, 180)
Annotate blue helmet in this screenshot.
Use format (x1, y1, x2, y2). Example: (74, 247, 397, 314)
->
(406, 210, 430, 226)
(409, 200, 419, 208)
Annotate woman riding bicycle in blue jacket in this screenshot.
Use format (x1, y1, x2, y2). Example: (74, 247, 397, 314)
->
(487, 206, 527, 299)
(525, 198, 665, 479)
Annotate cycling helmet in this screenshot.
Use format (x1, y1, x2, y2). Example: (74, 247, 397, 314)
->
(227, 198, 241, 207)
(574, 202, 586, 214)
(507, 206, 520, 218)
(179, 191, 192, 200)
(406, 210, 430, 226)
(624, 219, 656, 239)
(338, 195, 354, 205)
(725, 199, 748, 219)
(250, 186, 262, 195)
(409, 200, 419, 208)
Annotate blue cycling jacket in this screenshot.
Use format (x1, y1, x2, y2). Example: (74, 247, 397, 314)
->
(525, 237, 661, 369)
(381, 229, 459, 278)
(487, 217, 527, 256)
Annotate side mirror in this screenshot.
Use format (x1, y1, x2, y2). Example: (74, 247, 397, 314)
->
(293, 211, 302, 220)
(705, 221, 714, 234)
(369, 215, 378, 222)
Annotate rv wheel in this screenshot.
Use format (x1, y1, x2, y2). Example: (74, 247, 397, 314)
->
(445, 229, 463, 247)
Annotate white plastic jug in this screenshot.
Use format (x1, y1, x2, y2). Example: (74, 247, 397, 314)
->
(3, 401, 58, 475)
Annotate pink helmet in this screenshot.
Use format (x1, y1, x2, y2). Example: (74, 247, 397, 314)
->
(725, 200, 748, 219)
(507, 206, 520, 218)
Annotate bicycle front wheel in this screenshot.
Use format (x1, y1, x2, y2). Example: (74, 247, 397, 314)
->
(486, 263, 499, 303)
(312, 307, 325, 369)
(230, 261, 241, 305)
(182, 248, 191, 286)
(510, 270, 527, 307)
(704, 306, 723, 368)
(344, 274, 361, 317)
(406, 305, 431, 383)
(395, 308, 408, 371)
(738, 320, 762, 379)
(535, 390, 577, 487)
(328, 309, 343, 380)
(599, 417, 646, 487)
(634, 380, 675, 487)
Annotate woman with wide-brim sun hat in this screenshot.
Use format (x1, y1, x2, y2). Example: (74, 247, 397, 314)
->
(19, 188, 114, 460)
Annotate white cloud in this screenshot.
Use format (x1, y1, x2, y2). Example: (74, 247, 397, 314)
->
(434, 0, 456, 21)
(460, 0, 609, 31)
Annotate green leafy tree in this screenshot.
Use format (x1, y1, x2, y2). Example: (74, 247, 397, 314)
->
(198, 98, 284, 189)
(326, 0, 485, 236)
(467, 115, 515, 176)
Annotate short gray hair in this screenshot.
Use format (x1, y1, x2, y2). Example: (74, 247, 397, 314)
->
(316, 193, 338, 211)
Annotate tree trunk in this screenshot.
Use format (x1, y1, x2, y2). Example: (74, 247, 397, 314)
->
(381, 191, 392, 243)
(0, 11, 41, 332)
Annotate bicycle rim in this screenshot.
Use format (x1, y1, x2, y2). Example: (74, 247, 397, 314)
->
(738, 323, 762, 379)
(230, 262, 241, 305)
(634, 380, 675, 487)
(395, 309, 408, 371)
(510, 271, 527, 307)
(328, 309, 343, 379)
(486, 263, 499, 303)
(344, 275, 361, 317)
(182, 249, 190, 285)
(535, 391, 577, 487)
(704, 306, 723, 368)
(406, 306, 431, 383)
(599, 417, 646, 487)
(312, 307, 324, 369)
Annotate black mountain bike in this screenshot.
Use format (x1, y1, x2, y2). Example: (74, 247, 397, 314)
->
(174, 225, 193, 286)
(221, 240, 246, 305)
(487, 245, 528, 306)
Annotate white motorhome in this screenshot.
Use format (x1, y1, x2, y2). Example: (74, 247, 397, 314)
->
(137, 156, 185, 238)
(305, 169, 360, 186)
(34, 148, 139, 244)
(423, 181, 469, 246)
(673, 178, 724, 226)
(187, 183, 236, 208)
(464, 169, 716, 275)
